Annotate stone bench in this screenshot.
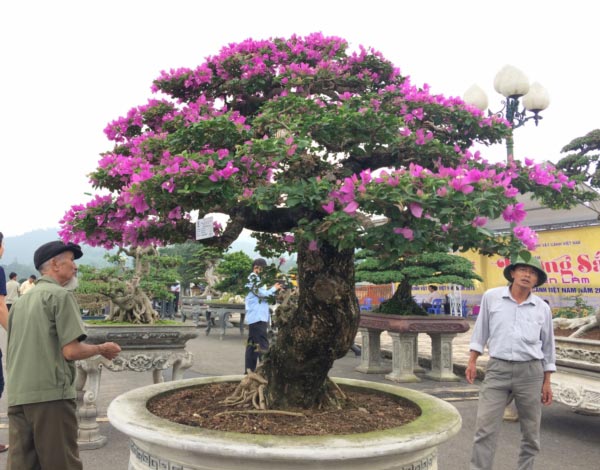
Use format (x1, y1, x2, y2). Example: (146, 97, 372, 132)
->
(180, 297, 245, 339)
(356, 313, 470, 382)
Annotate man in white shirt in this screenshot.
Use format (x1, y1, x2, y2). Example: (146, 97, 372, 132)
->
(19, 275, 37, 296)
(5, 272, 19, 310)
(466, 251, 555, 470)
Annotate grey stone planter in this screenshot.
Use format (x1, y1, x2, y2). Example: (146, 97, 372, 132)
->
(552, 336, 600, 415)
(108, 375, 461, 470)
(83, 323, 199, 350)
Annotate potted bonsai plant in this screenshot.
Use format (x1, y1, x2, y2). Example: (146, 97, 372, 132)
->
(60, 33, 585, 465)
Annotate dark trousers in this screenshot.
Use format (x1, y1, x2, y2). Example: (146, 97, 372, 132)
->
(8, 399, 82, 470)
(245, 321, 269, 373)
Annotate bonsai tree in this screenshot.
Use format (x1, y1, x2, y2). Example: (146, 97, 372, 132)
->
(355, 250, 482, 315)
(161, 243, 223, 296)
(77, 248, 180, 323)
(73, 264, 113, 317)
(60, 34, 583, 409)
(555, 129, 600, 189)
(214, 250, 253, 296)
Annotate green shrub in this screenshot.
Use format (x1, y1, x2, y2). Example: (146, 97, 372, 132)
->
(553, 294, 594, 319)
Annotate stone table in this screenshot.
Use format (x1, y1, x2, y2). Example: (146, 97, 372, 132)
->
(357, 313, 470, 383)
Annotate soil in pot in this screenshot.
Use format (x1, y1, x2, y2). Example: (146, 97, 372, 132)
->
(147, 382, 421, 436)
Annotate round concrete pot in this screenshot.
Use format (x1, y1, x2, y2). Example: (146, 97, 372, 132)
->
(108, 375, 461, 470)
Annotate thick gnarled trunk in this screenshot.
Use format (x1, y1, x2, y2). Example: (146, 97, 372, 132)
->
(262, 242, 359, 408)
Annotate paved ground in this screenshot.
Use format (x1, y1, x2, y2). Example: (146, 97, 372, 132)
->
(0, 317, 598, 469)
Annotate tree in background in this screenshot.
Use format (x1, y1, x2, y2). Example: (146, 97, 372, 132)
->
(356, 251, 482, 315)
(555, 129, 600, 189)
(76, 249, 180, 323)
(214, 251, 253, 295)
(160, 242, 223, 294)
(551, 129, 600, 334)
(60, 34, 584, 409)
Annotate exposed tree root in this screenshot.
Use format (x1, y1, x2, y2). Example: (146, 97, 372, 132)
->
(220, 370, 269, 410)
(212, 410, 305, 418)
(553, 312, 600, 338)
(219, 370, 351, 413)
(317, 378, 349, 410)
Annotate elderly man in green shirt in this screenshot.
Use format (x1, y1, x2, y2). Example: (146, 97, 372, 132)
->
(0, 241, 121, 470)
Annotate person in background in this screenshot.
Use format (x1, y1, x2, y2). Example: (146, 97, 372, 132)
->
(0, 232, 9, 452)
(6, 272, 19, 311)
(244, 258, 282, 372)
(18, 274, 36, 296)
(171, 283, 180, 315)
(422, 285, 442, 310)
(465, 252, 555, 470)
(1, 241, 121, 469)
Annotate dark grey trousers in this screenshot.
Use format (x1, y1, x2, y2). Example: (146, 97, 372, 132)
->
(8, 399, 82, 470)
(471, 358, 544, 470)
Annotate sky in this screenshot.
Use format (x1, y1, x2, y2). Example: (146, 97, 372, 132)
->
(1, 0, 598, 237)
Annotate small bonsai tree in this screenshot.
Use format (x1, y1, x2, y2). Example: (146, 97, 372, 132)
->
(214, 250, 253, 296)
(356, 251, 482, 315)
(555, 129, 600, 190)
(159, 242, 215, 294)
(77, 248, 179, 323)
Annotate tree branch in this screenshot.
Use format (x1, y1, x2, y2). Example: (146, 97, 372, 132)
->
(233, 206, 316, 233)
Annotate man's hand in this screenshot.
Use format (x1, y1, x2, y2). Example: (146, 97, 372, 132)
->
(541, 380, 553, 406)
(465, 350, 481, 384)
(98, 342, 121, 360)
(465, 362, 478, 384)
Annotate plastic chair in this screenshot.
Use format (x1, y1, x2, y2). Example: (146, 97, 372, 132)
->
(426, 298, 443, 314)
(360, 297, 372, 311)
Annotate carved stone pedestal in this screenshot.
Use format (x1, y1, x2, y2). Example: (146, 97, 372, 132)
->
(356, 327, 392, 374)
(425, 333, 460, 381)
(385, 332, 420, 383)
(76, 324, 197, 449)
(358, 314, 470, 383)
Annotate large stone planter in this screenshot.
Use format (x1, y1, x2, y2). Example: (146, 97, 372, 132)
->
(77, 324, 198, 449)
(108, 375, 462, 470)
(552, 336, 600, 415)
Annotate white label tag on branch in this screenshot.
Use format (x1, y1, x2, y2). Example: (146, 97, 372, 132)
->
(196, 216, 214, 240)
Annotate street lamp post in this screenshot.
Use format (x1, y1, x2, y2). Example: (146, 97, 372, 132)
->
(463, 65, 550, 160)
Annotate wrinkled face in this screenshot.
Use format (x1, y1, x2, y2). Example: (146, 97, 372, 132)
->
(510, 265, 539, 289)
(53, 251, 78, 286)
